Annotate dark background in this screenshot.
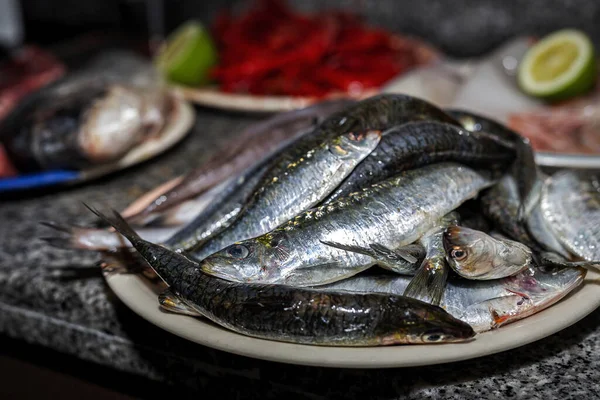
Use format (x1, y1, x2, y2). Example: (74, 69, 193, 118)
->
(18, 0, 600, 58)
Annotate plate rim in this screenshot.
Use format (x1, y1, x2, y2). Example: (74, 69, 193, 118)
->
(535, 151, 600, 169)
(104, 268, 599, 368)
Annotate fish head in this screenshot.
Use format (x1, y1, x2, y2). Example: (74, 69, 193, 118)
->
(443, 226, 532, 279)
(396, 299, 476, 344)
(443, 226, 494, 278)
(328, 130, 382, 160)
(200, 232, 296, 283)
(456, 266, 586, 333)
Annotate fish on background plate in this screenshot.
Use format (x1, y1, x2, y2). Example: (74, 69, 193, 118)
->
(0, 51, 195, 193)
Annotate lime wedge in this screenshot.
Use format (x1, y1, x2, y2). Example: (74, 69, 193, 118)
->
(154, 21, 218, 86)
(518, 29, 597, 102)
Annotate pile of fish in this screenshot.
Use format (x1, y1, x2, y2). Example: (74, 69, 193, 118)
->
(46, 94, 598, 346)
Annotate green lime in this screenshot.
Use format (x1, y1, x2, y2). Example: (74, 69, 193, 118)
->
(154, 21, 218, 86)
(518, 29, 597, 102)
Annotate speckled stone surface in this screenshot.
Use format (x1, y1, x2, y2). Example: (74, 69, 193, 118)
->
(1, 104, 600, 399)
(3, 0, 600, 398)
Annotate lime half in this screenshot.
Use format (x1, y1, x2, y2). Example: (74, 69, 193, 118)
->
(518, 29, 597, 102)
(154, 21, 218, 86)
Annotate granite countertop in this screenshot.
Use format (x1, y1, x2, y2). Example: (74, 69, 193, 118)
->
(1, 104, 600, 399)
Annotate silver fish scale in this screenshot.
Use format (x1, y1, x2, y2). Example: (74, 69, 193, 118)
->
(270, 163, 492, 286)
(527, 202, 570, 258)
(321, 265, 584, 333)
(541, 170, 600, 261)
(190, 134, 379, 261)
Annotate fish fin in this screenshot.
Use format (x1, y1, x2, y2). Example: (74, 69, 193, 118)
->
(84, 204, 202, 288)
(40, 219, 131, 251)
(84, 203, 142, 244)
(369, 243, 420, 264)
(517, 178, 542, 222)
(537, 251, 600, 273)
(40, 236, 75, 249)
(320, 240, 376, 257)
(403, 259, 449, 306)
(39, 220, 72, 233)
(158, 288, 203, 317)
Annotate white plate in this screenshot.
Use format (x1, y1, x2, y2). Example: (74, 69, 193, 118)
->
(173, 85, 378, 114)
(105, 267, 600, 368)
(172, 35, 440, 114)
(535, 152, 600, 169)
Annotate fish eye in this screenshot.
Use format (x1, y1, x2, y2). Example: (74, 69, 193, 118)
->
(423, 332, 445, 343)
(226, 245, 250, 259)
(451, 248, 467, 261)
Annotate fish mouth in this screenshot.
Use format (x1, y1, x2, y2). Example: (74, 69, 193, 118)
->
(199, 260, 214, 275)
(199, 258, 246, 282)
(446, 320, 477, 341)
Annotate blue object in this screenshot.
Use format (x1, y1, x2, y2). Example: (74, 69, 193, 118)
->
(0, 170, 80, 192)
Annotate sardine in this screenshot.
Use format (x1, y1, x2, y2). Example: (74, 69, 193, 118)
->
(480, 173, 568, 257)
(189, 129, 382, 261)
(91, 207, 475, 346)
(443, 226, 532, 280)
(200, 163, 492, 286)
(541, 170, 600, 261)
(322, 121, 514, 204)
(320, 266, 585, 333)
(131, 98, 356, 220)
(480, 174, 538, 248)
(162, 160, 273, 251)
(447, 109, 542, 220)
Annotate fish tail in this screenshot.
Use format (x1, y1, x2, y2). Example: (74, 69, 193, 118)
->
(517, 178, 543, 222)
(84, 203, 201, 287)
(39, 220, 72, 233)
(39, 236, 76, 249)
(403, 259, 448, 306)
(39, 220, 84, 249)
(40, 220, 132, 251)
(84, 204, 142, 245)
